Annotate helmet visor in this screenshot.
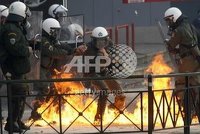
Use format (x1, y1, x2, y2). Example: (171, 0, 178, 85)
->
(164, 18, 174, 27)
(26, 7, 31, 17)
(53, 5, 68, 18)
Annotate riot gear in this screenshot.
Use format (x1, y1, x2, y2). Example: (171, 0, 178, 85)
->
(1, 2, 32, 132)
(0, 5, 9, 18)
(68, 23, 83, 38)
(164, 7, 182, 28)
(91, 27, 108, 38)
(42, 18, 61, 39)
(91, 27, 109, 49)
(48, 4, 68, 19)
(83, 37, 126, 125)
(67, 23, 84, 45)
(6, 1, 31, 35)
(163, 7, 200, 119)
(7, 1, 31, 22)
(0, 5, 8, 24)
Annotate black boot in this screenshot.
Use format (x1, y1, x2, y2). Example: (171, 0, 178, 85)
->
(18, 120, 30, 130)
(4, 121, 23, 133)
(29, 110, 41, 121)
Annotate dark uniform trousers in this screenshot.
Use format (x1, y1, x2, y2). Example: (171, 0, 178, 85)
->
(86, 74, 126, 122)
(7, 74, 28, 123)
(174, 54, 200, 119)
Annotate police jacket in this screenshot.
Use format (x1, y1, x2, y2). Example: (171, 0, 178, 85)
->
(40, 34, 70, 69)
(193, 15, 200, 32)
(83, 40, 113, 76)
(1, 22, 31, 75)
(167, 16, 199, 58)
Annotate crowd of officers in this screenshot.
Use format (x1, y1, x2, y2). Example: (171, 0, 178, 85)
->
(1, 1, 200, 133)
(0, 1, 126, 132)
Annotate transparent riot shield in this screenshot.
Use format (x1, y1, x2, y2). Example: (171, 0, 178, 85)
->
(24, 0, 48, 8)
(26, 11, 43, 80)
(59, 14, 84, 48)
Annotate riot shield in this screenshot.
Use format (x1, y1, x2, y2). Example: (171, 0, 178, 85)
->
(26, 11, 43, 80)
(24, 0, 48, 8)
(59, 15, 84, 48)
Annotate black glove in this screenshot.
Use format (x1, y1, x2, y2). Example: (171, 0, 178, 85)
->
(167, 45, 179, 54)
(29, 41, 41, 50)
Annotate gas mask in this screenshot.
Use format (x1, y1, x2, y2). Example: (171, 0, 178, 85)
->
(95, 37, 109, 49)
(50, 28, 61, 40)
(165, 17, 174, 27)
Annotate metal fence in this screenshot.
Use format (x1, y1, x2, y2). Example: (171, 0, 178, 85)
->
(0, 72, 200, 134)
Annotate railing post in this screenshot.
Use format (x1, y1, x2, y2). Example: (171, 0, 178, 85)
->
(58, 94, 62, 134)
(148, 74, 153, 134)
(184, 76, 190, 134)
(100, 90, 103, 133)
(0, 96, 3, 134)
(199, 85, 200, 122)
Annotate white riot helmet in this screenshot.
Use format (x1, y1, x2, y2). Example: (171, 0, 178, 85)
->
(42, 18, 61, 39)
(9, 1, 31, 20)
(164, 7, 182, 23)
(91, 27, 109, 49)
(91, 27, 108, 38)
(67, 23, 83, 43)
(48, 4, 68, 18)
(0, 5, 9, 17)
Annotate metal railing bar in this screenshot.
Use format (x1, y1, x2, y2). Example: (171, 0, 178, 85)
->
(81, 115, 101, 132)
(153, 91, 164, 127)
(152, 93, 164, 129)
(163, 91, 175, 128)
(62, 115, 80, 133)
(28, 96, 60, 133)
(0, 75, 146, 84)
(174, 93, 184, 126)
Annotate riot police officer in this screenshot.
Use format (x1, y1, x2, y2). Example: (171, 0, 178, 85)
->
(83, 27, 126, 125)
(0, 5, 8, 24)
(164, 7, 200, 118)
(48, 4, 68, 21)
(29, 18, 68, 120)
(29, 18, 79, 121)
(48, 4, 86, 72)
(1, 1, 32, 132)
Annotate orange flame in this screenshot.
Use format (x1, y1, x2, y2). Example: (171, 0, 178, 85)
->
(132, 53, 197, 128)
(29, 71, 135, 126)
(28, 53, 197, 128)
